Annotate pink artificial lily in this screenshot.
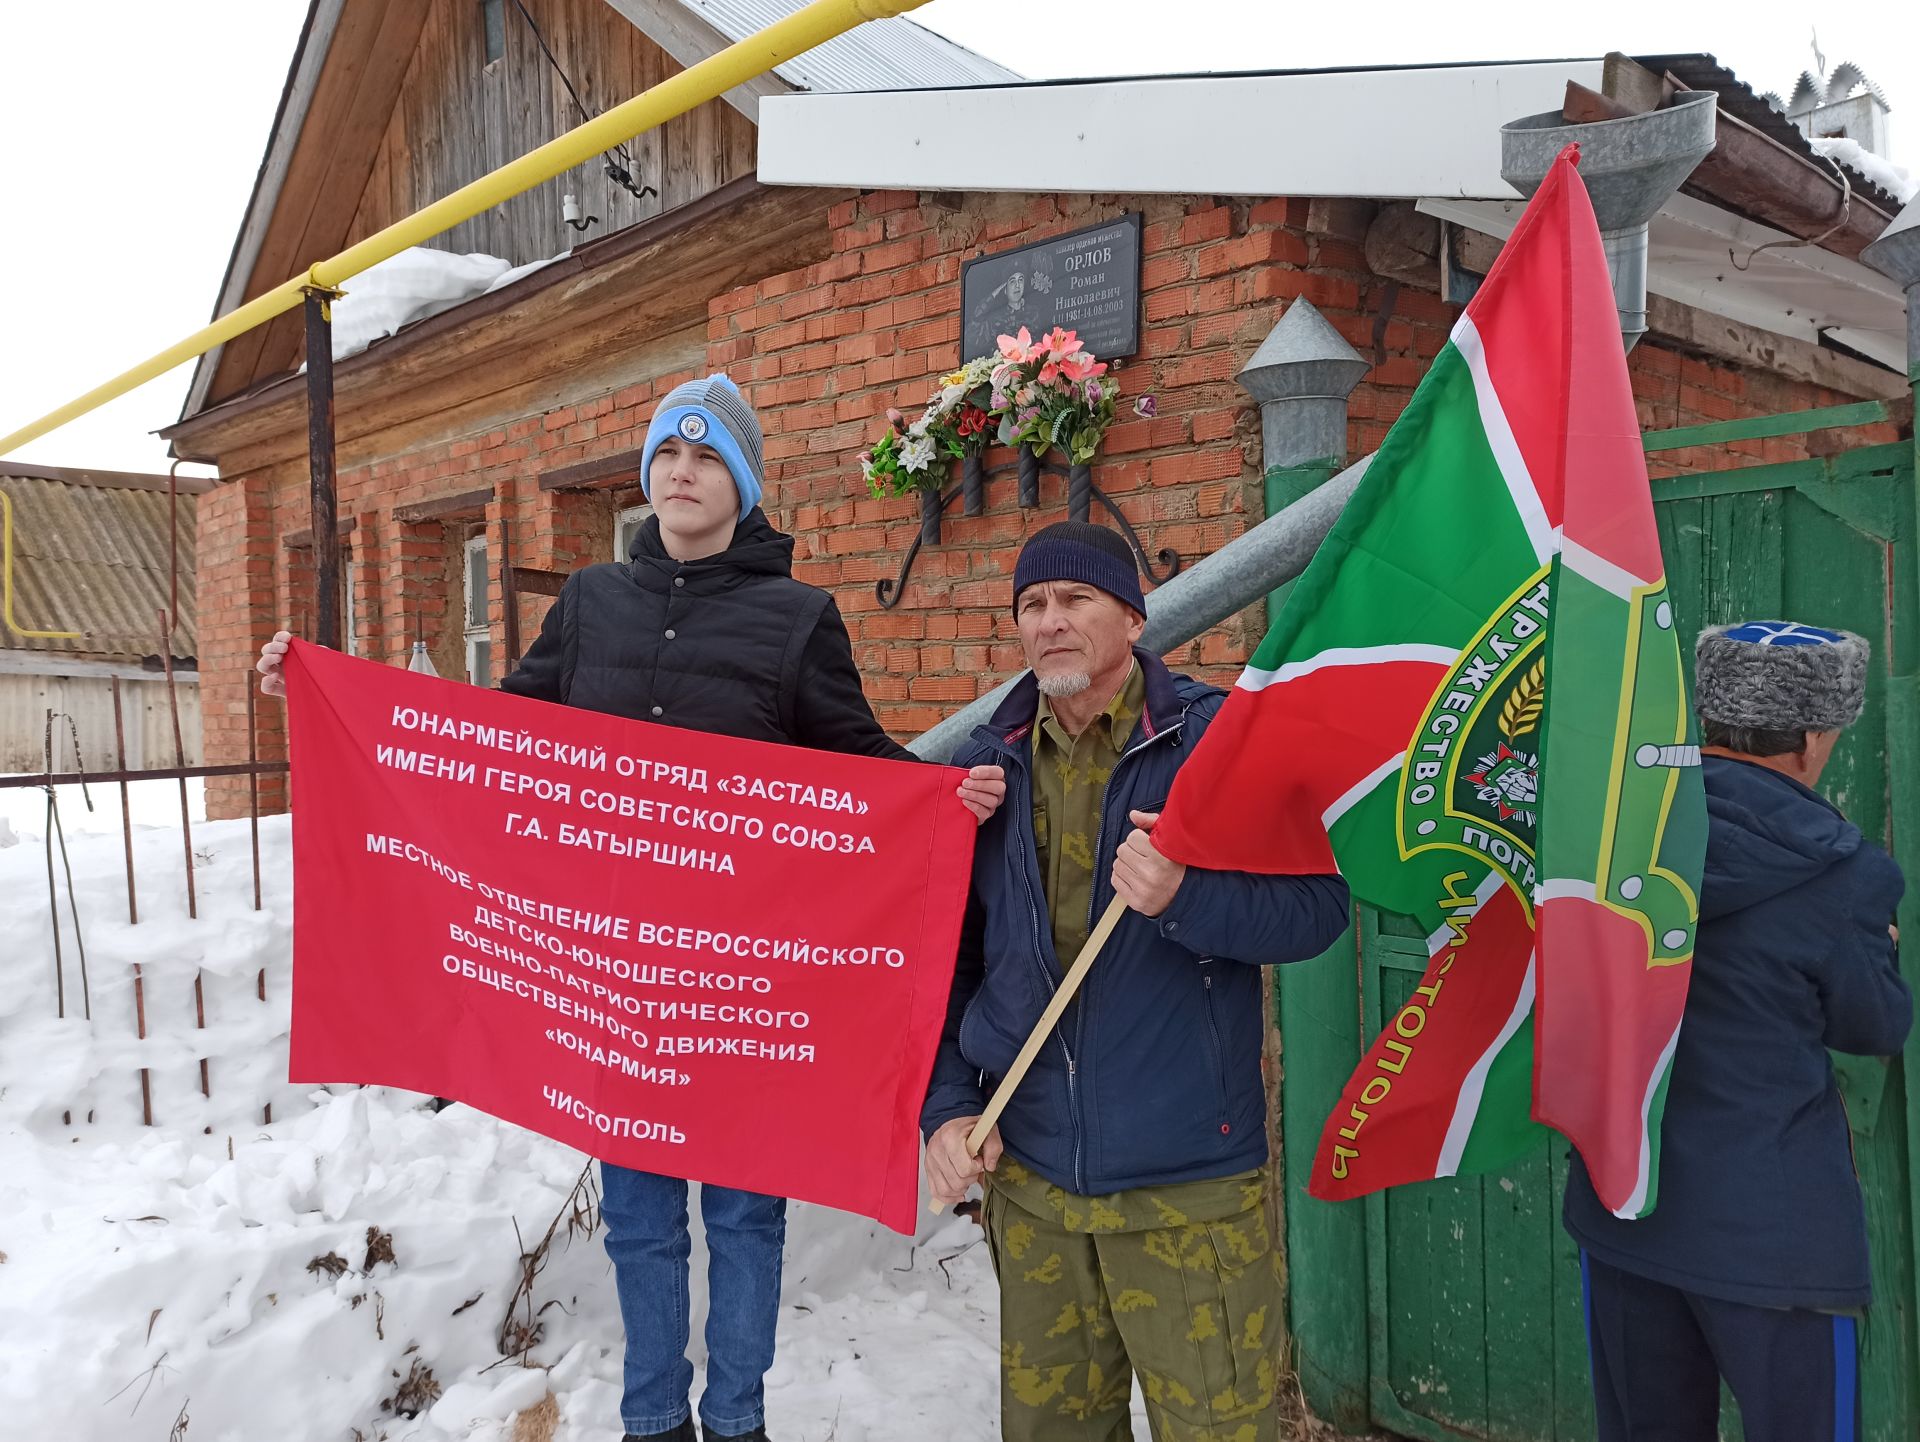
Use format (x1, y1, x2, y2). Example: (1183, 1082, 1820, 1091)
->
(1059, 354, 1108, 384)
(996, 327, 1035, 362)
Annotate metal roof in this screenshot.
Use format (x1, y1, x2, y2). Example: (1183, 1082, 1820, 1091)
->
(675, 0, 1019, 93)
(0, 472, 196, 664)
(1634, 53, 1905, 217)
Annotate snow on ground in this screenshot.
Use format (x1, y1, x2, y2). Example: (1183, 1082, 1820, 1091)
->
(0, 776, 207, 843)
(0, 810, 1024, 1441)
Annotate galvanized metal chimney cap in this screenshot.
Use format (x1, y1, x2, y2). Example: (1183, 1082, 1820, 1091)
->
(1237, 298, 1371, 404)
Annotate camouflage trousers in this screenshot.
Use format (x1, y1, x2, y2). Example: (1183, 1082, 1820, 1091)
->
(982, 1159, 1282, 1442)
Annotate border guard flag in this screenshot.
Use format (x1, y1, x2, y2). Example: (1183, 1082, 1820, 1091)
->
(1152, 146, 1706, 1217)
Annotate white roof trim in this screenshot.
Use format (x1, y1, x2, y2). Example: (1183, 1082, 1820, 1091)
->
(759, 61, 1605, 198)
(1419, 193, 1909, 372)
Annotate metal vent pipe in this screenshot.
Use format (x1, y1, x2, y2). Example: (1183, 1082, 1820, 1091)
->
(1500, 89, 1719, 349)
(1860, 195, 1920, 377)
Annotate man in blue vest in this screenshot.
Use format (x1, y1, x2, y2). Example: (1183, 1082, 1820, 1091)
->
(1565, 620, 1910, 1442)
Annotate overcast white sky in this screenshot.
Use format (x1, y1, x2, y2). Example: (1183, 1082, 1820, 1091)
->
(0, 0, 1911, 475)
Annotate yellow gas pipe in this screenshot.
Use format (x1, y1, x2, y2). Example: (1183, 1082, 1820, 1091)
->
(0, 0, 932, 460)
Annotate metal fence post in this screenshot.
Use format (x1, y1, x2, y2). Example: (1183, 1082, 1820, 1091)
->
(1238, 299, 1373, 1430)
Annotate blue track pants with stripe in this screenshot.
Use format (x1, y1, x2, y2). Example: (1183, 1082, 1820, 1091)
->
(1581, 1251, 1860, 1442)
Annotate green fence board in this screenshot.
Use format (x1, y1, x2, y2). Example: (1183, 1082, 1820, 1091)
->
(1281, 443, 1918, 1440)
(1640, 400, 1888, 452)
(1480, 1141, 1556, 1439)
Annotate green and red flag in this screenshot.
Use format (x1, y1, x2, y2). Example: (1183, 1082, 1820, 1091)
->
(1152, 146, 1705, 1218)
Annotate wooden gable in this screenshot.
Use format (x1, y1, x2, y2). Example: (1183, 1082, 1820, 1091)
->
(188, 0, 759, 416)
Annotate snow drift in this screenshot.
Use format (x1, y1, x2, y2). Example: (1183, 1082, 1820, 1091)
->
(0, 811, 1004, 1441)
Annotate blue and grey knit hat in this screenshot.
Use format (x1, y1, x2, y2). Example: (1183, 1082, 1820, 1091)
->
(640, 373, 765, 515)
(1695, 621, 1870, 733)
(1013, 521, 1146, 616)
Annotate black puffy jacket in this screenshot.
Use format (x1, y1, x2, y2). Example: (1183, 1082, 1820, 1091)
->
(501, 507, 909, 760)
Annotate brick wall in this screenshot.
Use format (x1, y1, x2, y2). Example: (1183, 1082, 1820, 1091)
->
(1628, 348, 1903, 475)
(733, 192, 1288, 737)
(197, 187, 1901, 818)
(197, 473, 282, 818)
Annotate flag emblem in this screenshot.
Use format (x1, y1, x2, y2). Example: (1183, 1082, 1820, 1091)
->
(1151, 146, 1706, 1217)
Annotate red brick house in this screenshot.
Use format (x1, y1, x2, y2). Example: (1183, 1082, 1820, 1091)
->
(164, 12, 1912, 820)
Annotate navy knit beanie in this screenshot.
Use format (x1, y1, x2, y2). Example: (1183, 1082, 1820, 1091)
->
(641, 373, 765, 515)
(1013, 521, 1145, 615)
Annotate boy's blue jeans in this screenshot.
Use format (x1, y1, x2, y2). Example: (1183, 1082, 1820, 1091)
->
(600, 1163, 786, 1438)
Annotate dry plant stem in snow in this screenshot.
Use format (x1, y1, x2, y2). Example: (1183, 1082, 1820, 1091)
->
(496, 1161, 599, 1362)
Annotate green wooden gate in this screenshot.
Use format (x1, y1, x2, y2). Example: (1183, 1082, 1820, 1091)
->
(1276, 418, 1920, 1441)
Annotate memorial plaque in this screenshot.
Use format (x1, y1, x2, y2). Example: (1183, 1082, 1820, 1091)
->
(961, 213, 1142, 362)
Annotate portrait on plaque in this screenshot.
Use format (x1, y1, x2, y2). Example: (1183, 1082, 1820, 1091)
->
(961, 214, 1142, 361)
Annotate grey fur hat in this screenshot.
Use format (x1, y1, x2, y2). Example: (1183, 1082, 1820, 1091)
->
(1694, 621, 1870, 732)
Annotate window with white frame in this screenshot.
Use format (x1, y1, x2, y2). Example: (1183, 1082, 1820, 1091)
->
(615, 502, 653, 562)
(463, 533, 491, 685)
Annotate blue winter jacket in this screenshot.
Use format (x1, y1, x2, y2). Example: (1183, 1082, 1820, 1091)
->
(921, 649, 1351, 1195)
(1564, 755, 1910, 1310)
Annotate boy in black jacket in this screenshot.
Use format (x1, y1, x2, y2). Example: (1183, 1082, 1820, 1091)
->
(1564, 620, 1909, 1442)
(260, 374, 1003, 1442)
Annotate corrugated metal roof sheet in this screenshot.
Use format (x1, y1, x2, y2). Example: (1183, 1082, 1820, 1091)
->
(1635, 53, 1906, 217)
(678, 0, 1019, 93)
(0, 474, 195, 663)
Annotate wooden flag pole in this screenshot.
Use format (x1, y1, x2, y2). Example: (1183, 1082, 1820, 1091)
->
(966, 894, 1130, 1156)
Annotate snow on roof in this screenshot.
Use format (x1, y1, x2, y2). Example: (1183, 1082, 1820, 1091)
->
(1809, 136, 1919, 206)
(677, 0, 1019, 93)
(326, 247, 514, 363)
(1641, 53, 1907, 216)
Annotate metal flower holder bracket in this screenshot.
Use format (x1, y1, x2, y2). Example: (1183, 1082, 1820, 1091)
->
(877, 447, 1182, 608)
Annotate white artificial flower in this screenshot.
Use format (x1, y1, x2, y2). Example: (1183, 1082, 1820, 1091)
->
(900, 436, 937, 473)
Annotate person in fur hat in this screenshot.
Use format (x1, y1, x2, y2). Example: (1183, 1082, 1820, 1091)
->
(1565, 620, 1909, 1442)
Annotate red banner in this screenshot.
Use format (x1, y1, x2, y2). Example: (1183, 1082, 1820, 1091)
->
(284, 642, 974, 1233)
